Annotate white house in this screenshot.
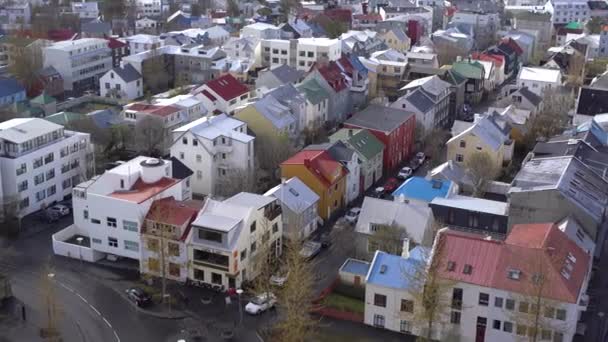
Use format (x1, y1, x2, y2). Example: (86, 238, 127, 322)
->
(43, 38, 112, 94)
(242, 22, 282, 40)
(264, 177, 320, 240)
(545, 0, 589, 24)
(192, 74, 250, 115)
(99, 63, 143, 100)
(0, 119, 92, 217)
(516, 66, 562, 96)
(432, 225, 591, 342)
(186, 192, 283, 289)
(259, 38, 342, 71)
(135, 17, 158, 33)
(170, 114, 255, 197)
(123, 34, 162, 55)
(136, 0, 162, 18)
(153, 94, 206, 122)
(71, 1, 99, 19)
(53, 156, 191, 262)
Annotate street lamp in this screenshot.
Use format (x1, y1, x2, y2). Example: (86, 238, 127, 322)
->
(236, 289, 244, 328)
(76, 237, 84, 267)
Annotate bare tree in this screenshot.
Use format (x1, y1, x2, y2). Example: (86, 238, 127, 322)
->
(226, 0, 240, 17)
(435, 42, 469, 66)
(102, 0, 127, 22)
(256, 133, 294, 185)
(142, 46, 171, 94)
(523, 88, 574, 151)
(367, 223, 407, 256)
(135, 116, 166, 156)
(214, 167, 259, 198)
(8, 44, 43, 95)
(465, 151, 498, 198)
(564, 51, 586, 87)
(0, 195, 21, 236)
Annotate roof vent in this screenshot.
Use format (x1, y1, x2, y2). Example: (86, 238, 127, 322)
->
(431, 179, 443, 189)
(463, 264, 473, 274)
(561, 268, 571, 280)
(380, 265, 388, 274)
(447, 261, 456, 271)
(507, 268, 521, 280)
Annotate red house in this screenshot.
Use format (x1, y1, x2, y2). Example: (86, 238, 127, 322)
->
(344, 104, 415, 173)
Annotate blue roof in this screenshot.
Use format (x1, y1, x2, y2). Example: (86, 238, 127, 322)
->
(366, 247, 428, 289)
(0, 78, 25, 97)
(391, 176, 451, 202)
(340, 259, 370, 276)
(349, 55, 368, 76)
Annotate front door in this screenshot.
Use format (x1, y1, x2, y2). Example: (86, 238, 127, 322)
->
(476, 317, 487, 342)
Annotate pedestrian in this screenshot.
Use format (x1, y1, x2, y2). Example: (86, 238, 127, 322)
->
(21, 304, 26, 321)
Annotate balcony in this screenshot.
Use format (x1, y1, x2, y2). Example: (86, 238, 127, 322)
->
(192, 249, 229, 272)
(264, 204, 282, 221)
(579, 294, 589, 308)
(213, 144, 233, 154)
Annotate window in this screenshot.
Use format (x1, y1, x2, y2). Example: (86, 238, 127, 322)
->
(34, 173, 44, 185)
(399, 320, 411, 333)
(250, 221, 256, 232)
(503, 321, 513, 333)
(478, 293, 489, 306)
(450, 311, 461, 324)
(517, 324, 527, 336)
(91, 218, 101, 224)
(107, 217, 117, 228)
(197, 171, 202, 179)
(183, 137, 188, 144)
(108, 237, 118, 247)
(456, 154, 464, 162)
(92, 238, 102, 244)
(147, 238, 159, 252)
(18, 180, 28, 192)
(373, 314, 385, 328)
(240, 249, 247, 261)
(519, 301, 529, 313)
(447, 261, 456, 271)
(179, 152, 184, 159)
(168, 242, 179, 256)
(193, 139, 198, 146)
(272, 223, 279, 234)
(211, 272, 222, 284)
(33, 157, 43, 169)
(374, 294, 387, 307)
(556, 309, 566, 321)
(169, 263, 180, 277)
(401, 299, 413, 313)
(459, 140, 466, 148)
(493, 320, 501, 330)
(35, 190, 46, 202)
(123, 220, 138, 232)
(124, 240, 139, 251)
(468, 213, 479, 228)
(45, 153, 54, 164)
(452, 288, 463, 309)
(46, 168, 55, 180)
(47, 185, 56, 196)
(251, 241, 257, 253)
(198, 229, 222, 243)
(16, 163, 26, 175)
(463, 264, 473, 274)
(148, 258, 160, 272)
(541, 329, 552, 340)
(19, 197, 29, 209)
(544, 306, 555, 318)
(506, 299, 515, 310)
(196, 154, 202, 162)
(494, 297, 503, 308)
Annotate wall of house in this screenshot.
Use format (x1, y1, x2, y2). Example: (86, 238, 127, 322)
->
(430, 204, 509, 237)
(446, 132, 506, 171)
(99, 73, 143, 101)
(364, 283, 418, 335)
(303, 98, 329, 129)
(140, 232, 189, 283)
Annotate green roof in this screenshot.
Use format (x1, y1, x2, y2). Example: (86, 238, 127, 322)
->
(44, 112, 83, 125)
(565, 22, 583, 30)
(31, 92, 56, 105)
(330, 128, 384, 161)
(452, 61, 485, 80)
(296, 78, 329, 105)
(443, 69, 467, 85)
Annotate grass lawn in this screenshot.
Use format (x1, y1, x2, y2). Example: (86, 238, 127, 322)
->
(322, 292, 364, 314)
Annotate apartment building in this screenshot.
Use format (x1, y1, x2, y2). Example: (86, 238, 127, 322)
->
(123, 34, 162, 55)
(43, 38, 112, 95)
(70, 2, 99, 20)
(0, 118, 92, 217)
(545, 0, 589, 24)
(170, 114, 255, 197)
(136, 0, 162, 18)
(186, 192, 283, 289)
(259, 38, 342, 71)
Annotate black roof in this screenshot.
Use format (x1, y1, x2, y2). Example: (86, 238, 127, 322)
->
(81, 19, 111, 34)
(576, 87, 608, 116)
(170, 157, 194, 180)
(518, 87, 542, 106)
(111, 64, 141, 83)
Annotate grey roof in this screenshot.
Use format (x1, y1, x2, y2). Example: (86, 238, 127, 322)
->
(82, 20, 111, 34)
(252, 96, 296, 130)
(268, 64, 304, 84)
(405, 88, 434, 113)
(225, 192, 275, 209)
(447, 114, 511, 151)
(517, 87, 542, 106)
(346, 104, 415, 133)
(265, 83, 306, 107)
(37, 66, 60, 77)
(304, 141, 355, 163)
(389, 27, 408, 41)
(264, 177, 319, 214)
(429, 160, 474, 187)
(0, 118, 63, 144)
(430, 195, 508, 216)
(110, 64, 142, 83)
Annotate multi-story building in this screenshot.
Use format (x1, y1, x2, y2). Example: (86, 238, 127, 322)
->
(0, 2, 31, 30)
(99, 64, 143, 100)
(512, 11, 553, 55)
(0, 119, 92, 217)
(242, 22, 282, 40)
(170, 114, 255, 197)
(259, 38, 342, 71)
(70, 2, 99, 19)
(545, 0, 589, 24)
(516, 66, 562, 96)
(193, 74, 250, 116)
(136, 0, 162, 18)
(43, 38, 112, 95)
(123, 34, 162, 55)
(186, 192, 282, 289)
(361, 49, 409, 100)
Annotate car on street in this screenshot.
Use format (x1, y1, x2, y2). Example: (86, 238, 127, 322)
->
(38, 210, 60, 223)
(344, 207, 361, 224)
(410, 158, 422, 171)
(299, 241, 322, 260)
(371, 186, 386, 198)
(383, 177, 400, 193)
(126, 287, 152, 307)
(397, 166, 413, 180)
(245, 293, 277, 315)
(416, 152, 426, 164)
(318, 232, 332, 248)
(47, 204, 70, 217)
(270, 272, 289, 287)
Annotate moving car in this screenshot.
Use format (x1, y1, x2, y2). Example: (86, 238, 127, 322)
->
(416, 152, 426, 164)
(397, 166, 413, 180)
(344, 207, 361, 224)
(47, 204, 70, 217)
(126, 287, 152, 307)
(383, 177, 400, 192)
(299, 241, 322, 260)
(245, 293, 277, 315)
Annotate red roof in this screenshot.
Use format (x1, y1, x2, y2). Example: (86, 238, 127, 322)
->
(110, 177, 178, 203)
(202, 74, 248, 101)
(47, 29, 76, 42)
(201, 89, 217, 101)
(282, 150, 347, 187)
(471, 52, 505, 67)
(499, 37, 524, 55)
(106, 37, 127, 49)
(324, 8, 353, 25)
(436, 224, 590, 304)
(353, 13, 382, 21)
(337, 55, 355, 77)
(126, 103, 181, 117)
(316, 62, 348, 92)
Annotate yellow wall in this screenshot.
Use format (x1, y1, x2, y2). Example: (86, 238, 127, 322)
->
(235, 105, 276, 141)
(381, 31, 410, 53)
(446, 132, 505, 171)
(280, 164, 346, 220)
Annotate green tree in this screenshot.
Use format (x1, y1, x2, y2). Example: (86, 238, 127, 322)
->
(367, 224, 406, 256)
(586, 16, 604, 34)
(523, 88, 574, 151)
(323, 20, 347, 39)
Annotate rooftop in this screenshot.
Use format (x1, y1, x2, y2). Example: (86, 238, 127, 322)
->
(0, 118, 63, 144)
(430, 195, 508, 216)
(173, 113, 253, 143)
(110, 177, 179, 204)
(264, 177, 319, 214)
(0, 78, 25, 97)
(198, 74, 248, 101)
(366, 247, 428, 289)
(281, 150, 347, 187)
(518, 66, 561, 83)
(339, 258, 370, 276)
(392, 177, 452, 202)
(345, 105, 414, 133)
(224, 192, 275, 210)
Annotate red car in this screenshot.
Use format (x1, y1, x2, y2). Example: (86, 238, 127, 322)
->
(383, 177, 400, 192)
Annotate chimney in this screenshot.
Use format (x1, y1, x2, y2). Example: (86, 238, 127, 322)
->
(362, 2, 369, 14)
(348, 129, 354, 137)
(401, 238, 410, 259)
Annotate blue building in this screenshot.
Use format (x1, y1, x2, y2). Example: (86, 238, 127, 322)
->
(391, 176, 453, 203)
(0, 78, 26, 106)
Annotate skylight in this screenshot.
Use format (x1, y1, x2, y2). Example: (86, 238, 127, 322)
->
(507, 268, 521, 280)
(463, 264, 473, 275)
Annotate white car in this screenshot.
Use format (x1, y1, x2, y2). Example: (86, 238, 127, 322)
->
(344, 207, 361, 224)
(47, 204, 70, 217)
(416, 152, 426, 164)
(245, 293, 277, 315)
(397, 167, 413, 180)
(299, 241, 322, 260)
(270, 273, 288, 287)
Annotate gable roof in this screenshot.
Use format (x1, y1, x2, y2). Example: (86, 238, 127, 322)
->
(435, 224, 590, 304)
(109, 63, 142, 83)
(345, 105, 415, 133)
(366, 247, 428, 289)
(517, 86, 542, 106)
(0, 78, 25, 97)
(264, 177, 320, 214)
(315, 61, 348, 93)
(403, 88, 435, 113)
(200, 74, 248, 101)
(447, 114, 511, 151)
(268, 64, 304, 84)
(82, 19, 111, 34)
(452, 60, 485, 79)
(296, 78, 329, 105)
(330, 128, 385, 160)
(252, 96, 296, 130)
(145, 196, 199, 227)
(518, 66, 561, 83)
(281, 150, 347, 187)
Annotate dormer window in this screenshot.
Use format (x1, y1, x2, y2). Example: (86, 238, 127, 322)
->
(463, 264, 473, 275)
(447, 261, 456, 271)
(507, 268, 521, 280)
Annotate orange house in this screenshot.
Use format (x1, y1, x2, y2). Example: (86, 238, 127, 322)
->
(280, 150, 347, 220)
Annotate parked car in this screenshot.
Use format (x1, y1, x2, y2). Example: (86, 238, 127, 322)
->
(416, 152, 426, 164)
(126, 287, 152, 307)
(397, 166, 413, 180)
(47, 204, 70, 217)
(245, 293, 277, 315)
(344, 207, 361, 224)
(38, 210, 60, 223)
(299, 241, 322, 260)
(371, 186, 386, 198)
(383, 177, 400, 193)
(318, 232, 332, 248)
(270, 272, 288, 287)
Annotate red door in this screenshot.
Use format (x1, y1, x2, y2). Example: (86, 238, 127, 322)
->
(476, 317, 487, 342)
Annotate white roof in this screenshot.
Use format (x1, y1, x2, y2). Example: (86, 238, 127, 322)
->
(447, 115, 509, 151)
(264, 177, 319, 214)
(173, 113, 254, 143)
(47, 38, 108, 51)
(518, 66, 561, 84)
(297, 37, 339, 47)
(473, 60, 494, 80)
(124, 34, 161, 44)
(0, 118, 63, 144)
(244, 22, 279, 31)
(224, 192, 275, 209)
(154, 94, 202, 108)
(430, 194, 508, 216)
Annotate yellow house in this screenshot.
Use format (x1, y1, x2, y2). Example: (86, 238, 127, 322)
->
(379, 28, 411, 53)
(234, 95, 297, 144)
(280, 150, 347, 220)
(446, 114, 514, 170)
